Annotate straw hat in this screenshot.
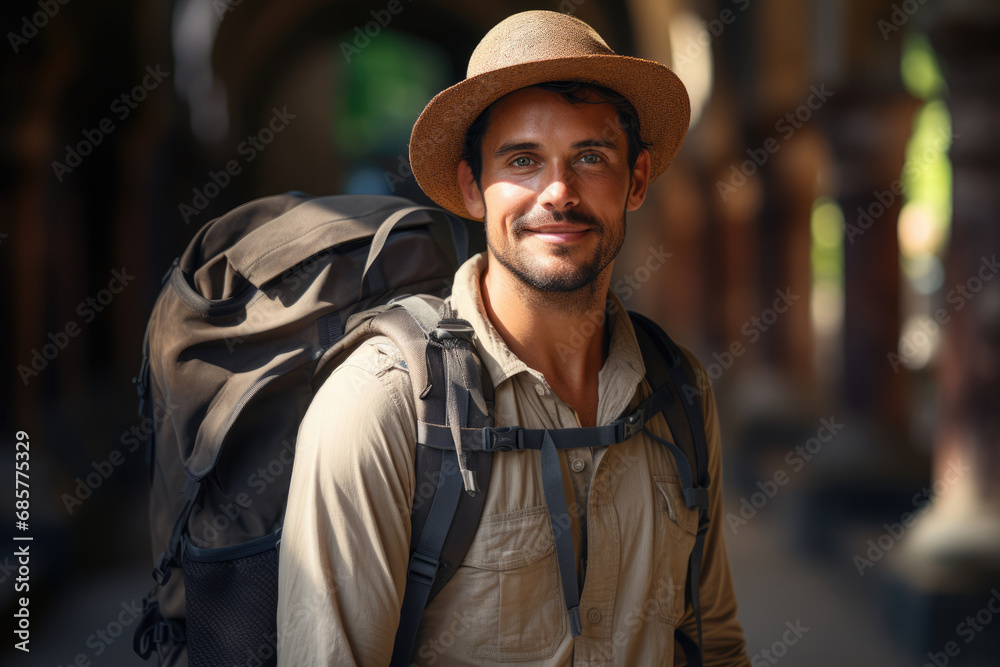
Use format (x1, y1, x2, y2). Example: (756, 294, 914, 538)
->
(408, 10, 690, 220)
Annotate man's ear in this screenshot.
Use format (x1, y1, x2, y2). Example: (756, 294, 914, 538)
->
(626, 149, 651, 211)
(457, 160, 485, 220)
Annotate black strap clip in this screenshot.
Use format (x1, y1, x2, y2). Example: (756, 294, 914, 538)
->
(684, 487, 711, 511)
(616, 406, 647, 442)
(483, 426, 523, 452)
(152, 618, 185, 645)
(151, 550, 173, 586)
(430, 318, 476, 343)
(407, 550, 439, 587)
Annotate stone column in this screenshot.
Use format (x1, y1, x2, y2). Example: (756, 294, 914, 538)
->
(890, 1, 1000, 660)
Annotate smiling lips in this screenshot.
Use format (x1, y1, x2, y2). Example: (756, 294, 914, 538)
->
(522, 224, 592, 243)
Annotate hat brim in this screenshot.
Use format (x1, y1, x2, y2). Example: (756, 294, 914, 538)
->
(408, 54, 691, 220)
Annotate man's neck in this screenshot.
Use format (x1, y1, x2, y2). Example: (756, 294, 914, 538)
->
(480, 256, 611, 428)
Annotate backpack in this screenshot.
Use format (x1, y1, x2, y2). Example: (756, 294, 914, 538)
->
(131, 192, 711, 667)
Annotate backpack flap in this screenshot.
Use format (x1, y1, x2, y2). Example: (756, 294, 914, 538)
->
(224, 195, 436, 289)
(185, 343, 314, 480)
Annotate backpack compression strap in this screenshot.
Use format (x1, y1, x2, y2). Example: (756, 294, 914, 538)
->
(361, 205, 468, 298)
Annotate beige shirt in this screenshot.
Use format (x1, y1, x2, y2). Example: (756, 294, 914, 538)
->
(277, 253, 749, 666)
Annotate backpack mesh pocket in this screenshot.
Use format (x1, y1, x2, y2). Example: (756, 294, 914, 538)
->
(183, 528, 281, 667)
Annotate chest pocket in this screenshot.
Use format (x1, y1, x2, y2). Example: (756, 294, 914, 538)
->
(652, 474, 699, 626)
(459, 505, 567, 662)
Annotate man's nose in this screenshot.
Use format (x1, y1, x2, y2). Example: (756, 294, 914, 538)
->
(537, 165, 580, 212)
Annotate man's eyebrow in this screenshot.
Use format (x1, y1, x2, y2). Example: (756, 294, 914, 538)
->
(492, 138, 619, 158)
(572, 139, 619, 151)
(493, 141, 540, 158)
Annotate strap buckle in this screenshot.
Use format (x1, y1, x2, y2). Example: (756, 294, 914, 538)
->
(152, 618, 184, 645)
(616, 406, 646, 442)
(152, 551, 173, 586)
(430, 318, 475, 343)
(684, 487, 710, 511)
(407, 550, 439, 587)
(482, 426, 523, 452)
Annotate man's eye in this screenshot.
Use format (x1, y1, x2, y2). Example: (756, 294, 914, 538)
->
(511, 156, 533, 167)
(579, 154, 602, 164)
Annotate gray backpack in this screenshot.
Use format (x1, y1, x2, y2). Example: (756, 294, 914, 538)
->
(131, 192, 710, 667)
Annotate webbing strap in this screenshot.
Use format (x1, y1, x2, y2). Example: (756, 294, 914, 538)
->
(133, 599, 186, 658)
(540, 431, 583, 637)
(390, 449, 464, 666)
(640, 428, 708, 510)
(362, 206, 466, 297)
(654, 332, 709, 656)
(392, 295, 442, 334)
(683, 521, 709, 667)
(415, 382, 674, 453)
(152, 479, 201, 586)
(442, 341, 479, 494)
(676, 627, 703, 667)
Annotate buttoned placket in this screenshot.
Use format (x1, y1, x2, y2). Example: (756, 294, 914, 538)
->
(532, 374, 628, 663)
(572, 433, 624, 663)
(470, 276, 646, 663)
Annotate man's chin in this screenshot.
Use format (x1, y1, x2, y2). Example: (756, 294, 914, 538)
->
(517, 258, 609, 293)
(487, 238, 611, 293)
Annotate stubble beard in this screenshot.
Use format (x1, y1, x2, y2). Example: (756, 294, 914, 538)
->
(486, 206, 627, 313)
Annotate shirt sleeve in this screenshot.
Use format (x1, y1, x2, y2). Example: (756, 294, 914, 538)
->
(675, 349, 751, 666)
(277, 340, 417, 667)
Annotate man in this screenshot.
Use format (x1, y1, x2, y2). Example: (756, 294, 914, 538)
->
(278, 10, 749, 666)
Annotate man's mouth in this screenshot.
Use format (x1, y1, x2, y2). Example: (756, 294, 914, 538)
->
(522, 224, 592, 243)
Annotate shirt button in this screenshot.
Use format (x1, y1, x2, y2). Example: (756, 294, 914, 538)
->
(588, 608, 602, 624)
(534, 384, 546, 396)
(571, 458, 585, 473)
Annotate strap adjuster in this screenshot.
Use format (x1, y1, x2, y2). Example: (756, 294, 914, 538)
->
(152, 551, 173, 585)
(483, 426, 523, 452)
(430, 318, 475, 343)
(407, 550, 439, 587)
(684, 487, 710, 511)
(152, 618, 184, 645)
(616, 407, 646, 441)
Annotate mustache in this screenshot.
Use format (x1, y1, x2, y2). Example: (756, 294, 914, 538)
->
(510, 208, 600, 234)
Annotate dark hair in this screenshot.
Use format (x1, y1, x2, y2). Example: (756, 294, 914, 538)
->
(462, 81, 651, 189)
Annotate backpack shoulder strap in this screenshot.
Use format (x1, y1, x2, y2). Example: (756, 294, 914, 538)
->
(358, 297, 494, 667)
(628, 312, 710, 496)
(628, 311, 710, 667)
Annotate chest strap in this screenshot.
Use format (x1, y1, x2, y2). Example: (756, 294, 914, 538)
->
(416, 379, 674, 452)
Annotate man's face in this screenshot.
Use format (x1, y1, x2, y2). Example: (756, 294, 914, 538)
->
(458, 86, 649, 294)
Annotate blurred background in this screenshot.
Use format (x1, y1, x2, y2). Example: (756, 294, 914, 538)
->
(2, 0, 999, 664)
